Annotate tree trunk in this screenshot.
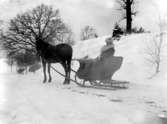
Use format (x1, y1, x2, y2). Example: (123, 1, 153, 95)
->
(126, 0, 132, 33)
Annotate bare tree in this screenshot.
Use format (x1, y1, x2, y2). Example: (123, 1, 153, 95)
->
(1, 4, 71, 56)
(80, 25, 98, 41)
(117, 0, 137, 33)
(145, 36, 162, 74)
(145, 16, 166, 76)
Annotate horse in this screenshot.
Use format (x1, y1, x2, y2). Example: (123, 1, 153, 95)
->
(36, 37, 73, 84)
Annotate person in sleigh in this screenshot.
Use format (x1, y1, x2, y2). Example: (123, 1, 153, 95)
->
(99, 36, 115, 60)
(82, 36, 115, 61)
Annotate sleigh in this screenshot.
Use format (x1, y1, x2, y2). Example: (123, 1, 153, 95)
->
(74, 55, 129, 89)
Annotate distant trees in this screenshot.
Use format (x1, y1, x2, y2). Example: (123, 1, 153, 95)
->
(117, 0, 137, 33)
(80, 25, 98, 41)
(6, 53, 14, 72)
(6, 50, 39, 73)
(1, 4, 72, 62)
(14, 51, 39, 67)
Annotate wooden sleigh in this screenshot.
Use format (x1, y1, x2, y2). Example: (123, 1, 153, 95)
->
(74, 55, 129, 89)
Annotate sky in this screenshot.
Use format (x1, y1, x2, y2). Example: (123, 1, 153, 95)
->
(0, 0, 167, 40)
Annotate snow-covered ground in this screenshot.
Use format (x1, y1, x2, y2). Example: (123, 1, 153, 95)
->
(0, 33, 167, 124)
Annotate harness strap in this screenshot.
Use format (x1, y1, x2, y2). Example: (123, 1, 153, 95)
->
(50, 65, 82, 86)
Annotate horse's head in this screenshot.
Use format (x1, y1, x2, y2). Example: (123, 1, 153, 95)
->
(35, 37, 47, 56)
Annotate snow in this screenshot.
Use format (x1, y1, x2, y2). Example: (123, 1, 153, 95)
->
(0, 33, 167, 124)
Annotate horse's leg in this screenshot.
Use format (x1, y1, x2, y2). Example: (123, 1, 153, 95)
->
(42, 59, 47, 83)
(48, 63, 52, 82)
(61, 62, 68, 84)
(66, 60, 71, 84)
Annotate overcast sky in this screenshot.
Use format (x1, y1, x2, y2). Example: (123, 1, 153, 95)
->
(0, 0, 167, 40)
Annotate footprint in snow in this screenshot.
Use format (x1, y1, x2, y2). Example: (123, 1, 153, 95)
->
(145, 100, 155, 105)
(110, 99, 123, 103)
(79, 91, 87, 94)
(92, 93, 106, 97)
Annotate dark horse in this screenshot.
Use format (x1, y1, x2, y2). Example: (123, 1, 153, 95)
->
(36, 38, 73, 84)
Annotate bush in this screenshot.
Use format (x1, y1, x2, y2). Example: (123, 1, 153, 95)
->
(112, 23, 124, 40)
(13, 51, 40, 67)
(17, 68, 25, 74)
(131, 27, 145, 33)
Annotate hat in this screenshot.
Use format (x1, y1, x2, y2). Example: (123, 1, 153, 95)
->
(105, 37, 113, 44)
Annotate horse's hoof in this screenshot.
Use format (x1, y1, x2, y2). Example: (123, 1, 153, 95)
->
(48, 80, 51, 83)
(63, 80, 70, 85)
(63, 83, 69, 85)
(43, 80, 46, 83)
